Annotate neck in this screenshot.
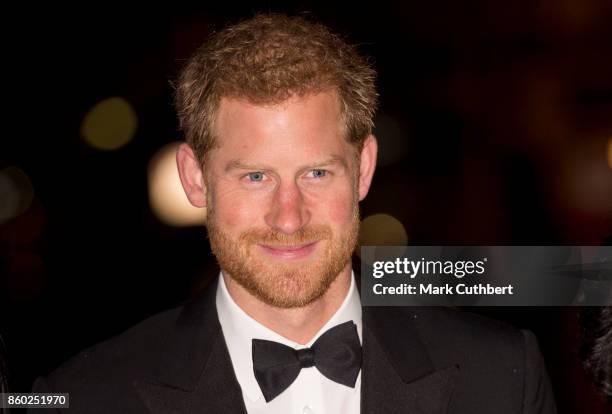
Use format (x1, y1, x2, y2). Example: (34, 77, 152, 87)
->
(223, 265, 353, 345)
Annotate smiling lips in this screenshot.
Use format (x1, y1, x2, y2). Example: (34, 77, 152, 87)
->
(259, 241, 319, 260)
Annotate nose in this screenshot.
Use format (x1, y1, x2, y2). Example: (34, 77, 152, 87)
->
(264, 180, 311, 235)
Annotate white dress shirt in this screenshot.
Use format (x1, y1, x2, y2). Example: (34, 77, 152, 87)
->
(216, 272, 362, 414)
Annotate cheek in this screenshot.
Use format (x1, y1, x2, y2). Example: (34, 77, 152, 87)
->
(219, 203, 254, 229)
(210, 187, 264, 229)
(317, 186, 357, 225)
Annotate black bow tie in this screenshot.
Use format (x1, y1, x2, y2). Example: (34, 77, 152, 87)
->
(252, 321, 362, 402)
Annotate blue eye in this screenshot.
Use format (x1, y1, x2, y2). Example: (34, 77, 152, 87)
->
(311, 169, 327, 178)
(247, 172, 265, 182)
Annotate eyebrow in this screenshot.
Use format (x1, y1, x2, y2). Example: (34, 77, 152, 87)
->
(224, 155, 349, 173)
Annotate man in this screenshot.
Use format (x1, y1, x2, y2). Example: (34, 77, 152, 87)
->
(32, 14, 557, 413)
(581, 306, 612, 402)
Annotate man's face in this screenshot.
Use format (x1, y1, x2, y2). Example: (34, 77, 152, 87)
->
(186, 92, 375, 308)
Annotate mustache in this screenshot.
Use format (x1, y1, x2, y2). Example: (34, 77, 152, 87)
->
(240, 226, 332, 246)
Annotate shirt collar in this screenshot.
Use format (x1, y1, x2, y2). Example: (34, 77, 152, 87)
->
(215, 271, 362, 402)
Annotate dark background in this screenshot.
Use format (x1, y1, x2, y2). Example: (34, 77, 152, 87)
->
(1, 1, 611, 412)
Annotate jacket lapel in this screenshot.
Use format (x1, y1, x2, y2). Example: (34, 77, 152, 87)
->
(361, 306, 458, 414)
(135, 280, 247, 414)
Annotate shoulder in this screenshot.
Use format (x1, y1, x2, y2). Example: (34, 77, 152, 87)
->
(33, 304, 185, 400)
(403, 307, 538, 372)
(409, 307, 527, 355)
(370, 306, 556, 412)
(365, 306, 539, 381)
(31, 282, 222, 412)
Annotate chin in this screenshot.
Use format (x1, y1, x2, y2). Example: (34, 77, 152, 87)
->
(246, 263, 338, 308)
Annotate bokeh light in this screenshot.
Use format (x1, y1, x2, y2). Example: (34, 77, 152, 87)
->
(359, 213, 408, 246)
(0, 166, 34, 224)
(147, 142, 205, 226)
(80, 97, 138, 150)
(559, 143, 612, 216)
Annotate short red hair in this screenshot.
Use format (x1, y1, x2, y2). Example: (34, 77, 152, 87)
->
(175, 13, 378, 165)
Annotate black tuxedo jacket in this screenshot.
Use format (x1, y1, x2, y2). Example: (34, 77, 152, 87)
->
(31, 279, 556, 413)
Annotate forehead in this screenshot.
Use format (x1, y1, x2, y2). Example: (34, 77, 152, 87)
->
(213, 91, 348, 155)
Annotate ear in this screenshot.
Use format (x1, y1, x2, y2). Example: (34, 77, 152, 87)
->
(176, 143, 207, 208)
(358, 134, 378, 201)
